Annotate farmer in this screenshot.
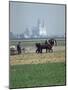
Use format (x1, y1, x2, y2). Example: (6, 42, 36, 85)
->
(17, 42, 21, 54)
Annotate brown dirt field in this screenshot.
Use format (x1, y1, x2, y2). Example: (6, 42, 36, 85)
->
(10, 46, 65, 65)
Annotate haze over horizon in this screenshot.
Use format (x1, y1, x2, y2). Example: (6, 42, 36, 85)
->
(10, 2, 65, 37)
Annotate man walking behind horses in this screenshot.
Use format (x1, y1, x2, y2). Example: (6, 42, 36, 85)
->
(17, 42, 21, 54)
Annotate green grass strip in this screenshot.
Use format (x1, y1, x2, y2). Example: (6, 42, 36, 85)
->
(10, 62, 66, 89)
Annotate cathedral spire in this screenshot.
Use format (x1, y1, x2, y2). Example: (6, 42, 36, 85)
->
(42, 20, 44, 27)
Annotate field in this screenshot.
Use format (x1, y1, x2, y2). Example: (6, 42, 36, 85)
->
(10, 63, 65, 88)
(9, 39, 66, 89)
(10, 50, 65, 65)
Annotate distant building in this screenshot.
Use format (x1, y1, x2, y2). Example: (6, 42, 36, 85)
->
(39, 20, 47, 37)
(31, 26, 39, 38)
(31, 19, 47, 38)
(24, 28, 30, 38)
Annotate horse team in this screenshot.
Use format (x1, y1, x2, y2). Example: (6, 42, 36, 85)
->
(36, 39, 57, 53)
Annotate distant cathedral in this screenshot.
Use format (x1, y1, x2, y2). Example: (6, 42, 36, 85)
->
(37, 19, 47, 37)
(23, 19, 47, 38)
(31, 19, 47, 38)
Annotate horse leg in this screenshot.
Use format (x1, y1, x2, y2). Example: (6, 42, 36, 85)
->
(40, 48, 42, 53)
(36, 49, 37, 53)
(46, 49, 47, 53)
(36, 48, 39, 53)
(48, 49, 50, 53)
(41, 49, 42, 53)
(51, 49, 53, 52)
(50, 48, 53, 53)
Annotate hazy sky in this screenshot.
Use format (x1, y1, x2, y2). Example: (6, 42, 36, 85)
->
(10, 1, 65, 36)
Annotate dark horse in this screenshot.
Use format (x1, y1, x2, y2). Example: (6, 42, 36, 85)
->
(36, 39, 57, 53)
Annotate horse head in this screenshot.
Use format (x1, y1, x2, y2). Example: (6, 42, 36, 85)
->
(48, 38, 57, 46)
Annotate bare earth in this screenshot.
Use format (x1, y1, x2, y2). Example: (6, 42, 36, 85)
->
(10, 46, 65, 65)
